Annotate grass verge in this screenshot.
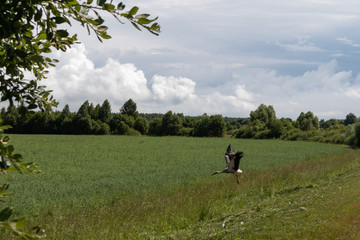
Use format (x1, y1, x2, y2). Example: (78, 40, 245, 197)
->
(3, 135, 344, 215)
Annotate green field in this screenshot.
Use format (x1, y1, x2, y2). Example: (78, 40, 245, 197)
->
(4, 135, 344, 212)
(1, 135, 359, 239)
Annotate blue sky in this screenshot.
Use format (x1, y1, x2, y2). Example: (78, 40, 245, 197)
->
(44, 0, 360, 119)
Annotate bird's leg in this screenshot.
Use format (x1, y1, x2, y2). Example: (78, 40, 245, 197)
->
(232, 174, 238, 184)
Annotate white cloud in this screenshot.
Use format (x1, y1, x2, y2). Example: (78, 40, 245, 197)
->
(45, 45, 152, 110)
(317, 110, 345, 119)
(232, 60, 356, 119)
(276, 37, 325, 52)
(202, 92, 256, 116)
(151, 75, 196, 104)
(42, 45, 360, 119)
(235, 85, 254, 101)
(39, 0, 360, 120)
(336, 37, 360, 47)
(44, 45, 254, 116)
(345, 88, 360, 99)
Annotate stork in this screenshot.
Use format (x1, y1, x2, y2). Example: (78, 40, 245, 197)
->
(212, 144, 244, 184)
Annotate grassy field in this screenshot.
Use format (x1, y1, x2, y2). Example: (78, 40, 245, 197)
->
(0, 134, 356, 239)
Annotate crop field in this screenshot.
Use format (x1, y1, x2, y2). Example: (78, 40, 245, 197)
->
(1, 134, 356, 239)
(4, 135, 345, 212)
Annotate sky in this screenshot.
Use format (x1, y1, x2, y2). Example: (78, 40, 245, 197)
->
(43, 0, 360, 120)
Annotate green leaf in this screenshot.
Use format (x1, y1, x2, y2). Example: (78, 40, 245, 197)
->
(87, 0, 93, 4)
(97, 0, 106, 6)
(137, 18, 152, 25)
(0, 207, 13, 221)
(16, 218, 27, 230)
(0, 183, 9, 193)
(129, 6, 139, 15)
(100, 32, 112, 39)
(37, 31, 47, 40)
(151, 23, 161, 32)
(46, 31, 54, 41)
(97, 26, 108, 32)
(7, 145, 14, 153)
(135, 14, 150, 19)
(67, 0, 79, 5)
(0, 192, 12, 199)
(103, 3, 115, 11)
(85, 18, 100, 26)
(3, 136, 10, 143)
(28, 104, 38, 109)
(13, 154, 23, 163)
(53, 17, 70, 25)
(0, 126, 12, 130)
(131, 22, 141, 31)
(94, 18, 104, 26)
(117, 2, 125, 11)
(56, 30, 69, 38)
(34, 9, 43, 22)
(74, 4, 81, 12)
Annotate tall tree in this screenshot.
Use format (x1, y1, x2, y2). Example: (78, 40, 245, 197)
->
(208, 115, 226, 137)
(148, 118, 162, 136)
(344, 113, 357, 126)
(77, 100, 90, 117)
(93, 104, 101, 120)
(193, 114, 210, 137)
(134, 117, 149, 135)
(250, 104, 276, 128)
(120, 99, 138, 117)
(62, 104, 71, 118)
(296, 111, 319, 131)
(99, 99, 112, 124)
(161, 111, 181, 136)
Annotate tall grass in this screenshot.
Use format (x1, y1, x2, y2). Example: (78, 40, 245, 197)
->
(3, 135, 344, 213)
(22, 149, 360, 239)
(0, 135, 350, 239)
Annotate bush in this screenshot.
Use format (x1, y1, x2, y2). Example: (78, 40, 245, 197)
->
(134, 117, 149, 135)
(148, 118, 162, 136)
(354, 123, 360, 147)
(126, 128, 142, 136)
(179, 127, 193, 136)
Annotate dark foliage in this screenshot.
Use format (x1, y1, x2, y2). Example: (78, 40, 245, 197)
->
(1, 101, 358, 146)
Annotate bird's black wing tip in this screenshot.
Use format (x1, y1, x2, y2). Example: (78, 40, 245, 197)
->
(226, 144, 234, 155)
(236, 151, 244, 157)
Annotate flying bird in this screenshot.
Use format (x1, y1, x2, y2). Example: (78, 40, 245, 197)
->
(212, 144, 244, 184)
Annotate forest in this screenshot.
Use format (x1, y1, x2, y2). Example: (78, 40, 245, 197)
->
(1, 99, 359, 147)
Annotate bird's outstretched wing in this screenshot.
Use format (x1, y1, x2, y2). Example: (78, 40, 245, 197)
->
(224, 144, 235, 168)
(224, 155, 230, 168)
(232, 151, 243, 171)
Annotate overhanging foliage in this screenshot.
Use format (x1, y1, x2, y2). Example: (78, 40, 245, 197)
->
(0, 0, 160, 111)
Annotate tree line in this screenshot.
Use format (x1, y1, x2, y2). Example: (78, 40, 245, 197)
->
(0, 99, 227, 137)
(234, 104, 360, 147)
(2, 100, 360, 146)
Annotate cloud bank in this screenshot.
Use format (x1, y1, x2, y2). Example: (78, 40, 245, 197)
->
(44, 0, 360, 121)
(44, 44, 360, 119)
(45, 45, 255, 116)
